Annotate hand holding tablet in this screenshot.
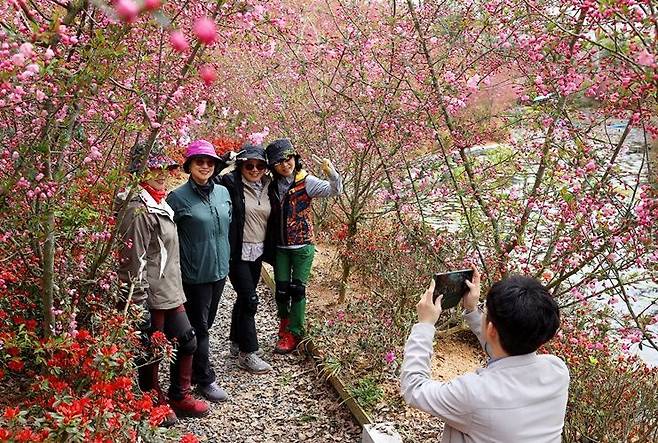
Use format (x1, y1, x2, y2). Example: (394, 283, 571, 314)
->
(433, 269, 475, 310)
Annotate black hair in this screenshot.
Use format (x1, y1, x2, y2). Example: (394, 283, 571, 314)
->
(293, 154, 303, 172)
(485, 275, 560, 356)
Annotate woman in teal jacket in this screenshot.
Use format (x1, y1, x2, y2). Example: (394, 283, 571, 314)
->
(166, 139, 232, 403)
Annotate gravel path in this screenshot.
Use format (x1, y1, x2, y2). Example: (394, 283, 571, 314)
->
(172, 282, 361, 442)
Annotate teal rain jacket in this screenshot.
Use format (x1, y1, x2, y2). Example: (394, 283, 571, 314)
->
(166, 178, 232, 284)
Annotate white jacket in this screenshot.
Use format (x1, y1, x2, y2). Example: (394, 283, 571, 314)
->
(400, 309, 569, 442)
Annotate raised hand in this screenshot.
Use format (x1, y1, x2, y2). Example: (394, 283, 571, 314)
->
(463, 266, 481, 312)
(417, 278, 442, 325)
(311, 154, 335, 176)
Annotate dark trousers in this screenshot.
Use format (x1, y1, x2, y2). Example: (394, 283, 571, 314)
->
(228, 258, 262, 353)
(139, 305, 195, 400)
(183, 278, 226, 387)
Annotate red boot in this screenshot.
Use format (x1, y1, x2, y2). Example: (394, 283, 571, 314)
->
(138, 363, 178, 427)
(274, 331, 298, 354)
(169, 354, 209, 418)
(169, 394, 209, 418)
(278, 318, 290, 338)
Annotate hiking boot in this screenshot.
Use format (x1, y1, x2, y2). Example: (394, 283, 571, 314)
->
(277, 318, 290, 338)
(197, 382, 229, 403)
(237, 352, 272, 374)
(143, 389, 178, 427)
(160, 407, 178, 427)
(230, 341, 264, 358)
(274, 331, 298, 354)
(169, 394, 209, 418)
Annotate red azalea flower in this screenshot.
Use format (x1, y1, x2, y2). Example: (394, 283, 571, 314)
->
(24, 319, 37, 331)
(150, 330, 167, 345)
(76, 329, 91, 341)
(3, 406, 20, 420)
(148, 405, 170, 426)
(180, 434, 200, 443)
(132, 394, 153, 412)
(6, 346, 20, 357)
(8, 359, 24, 372)
(14, 428, 36, 442)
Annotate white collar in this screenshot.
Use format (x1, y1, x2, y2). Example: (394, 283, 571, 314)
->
(139, 188, 174, 221)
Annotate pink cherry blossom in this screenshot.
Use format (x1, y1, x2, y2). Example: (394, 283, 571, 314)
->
(248, 126, 270, 145)
(443, 71, 456, 83)
(199, 64, 217, 85)
(466, 74, 481, 91)
(11, 53, 25, 67)
(193, 17, 217, 45)
(194, 100, 207, 118)
(169, 30, 189, 52)
(115, 0, 139, 23)
(636, 49, 655, 67)
(142, 0, 161, 11)
(19, 43, 33, 57)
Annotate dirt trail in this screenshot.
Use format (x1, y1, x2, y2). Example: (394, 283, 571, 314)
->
(173, 282, 361, 442)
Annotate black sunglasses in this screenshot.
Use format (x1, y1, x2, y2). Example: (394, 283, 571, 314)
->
(243, 163, 266, 171)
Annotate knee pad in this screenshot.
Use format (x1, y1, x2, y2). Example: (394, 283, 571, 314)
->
(289, 280, 306, 303)
(177, 327, 197, 355)
(275, 280, 290, 304)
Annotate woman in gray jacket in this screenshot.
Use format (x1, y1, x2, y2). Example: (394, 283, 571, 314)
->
(117, 145, 210, 423)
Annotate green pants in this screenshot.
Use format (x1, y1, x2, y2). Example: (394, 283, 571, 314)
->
(274, 245, 315, 337)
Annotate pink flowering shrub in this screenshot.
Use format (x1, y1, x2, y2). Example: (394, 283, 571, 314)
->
(543, 312, 658, 442)
(0, 0, 288, 439)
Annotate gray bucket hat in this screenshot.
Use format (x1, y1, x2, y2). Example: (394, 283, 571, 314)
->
(236, 143, 266, 163)
(265, 138, 296, 167)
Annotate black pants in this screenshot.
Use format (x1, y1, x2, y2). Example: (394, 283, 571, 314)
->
(183, 278, 226, 386)
(228, 258, 262, 353)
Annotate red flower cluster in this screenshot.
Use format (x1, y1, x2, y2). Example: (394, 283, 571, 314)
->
(212, 137, 243, 155)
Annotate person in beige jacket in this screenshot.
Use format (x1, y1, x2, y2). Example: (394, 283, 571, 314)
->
(400, 268, 569, 442)
(117, 144, 210, 423)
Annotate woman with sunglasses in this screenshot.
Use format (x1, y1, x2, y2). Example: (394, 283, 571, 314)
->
(216, 143, 274, 374)
(265, 138, 342, 353)
(166, 139, 232, 403)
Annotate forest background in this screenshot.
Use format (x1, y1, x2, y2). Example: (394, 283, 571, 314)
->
(0, 0, 656, 441)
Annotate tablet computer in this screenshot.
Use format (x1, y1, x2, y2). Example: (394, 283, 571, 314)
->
(433, 269, 474, 310)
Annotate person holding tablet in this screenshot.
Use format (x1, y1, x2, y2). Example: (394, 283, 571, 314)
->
(400, 268, 569, 442)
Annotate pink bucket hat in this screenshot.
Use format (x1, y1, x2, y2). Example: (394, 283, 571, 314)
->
(183, 139, 221, 173)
